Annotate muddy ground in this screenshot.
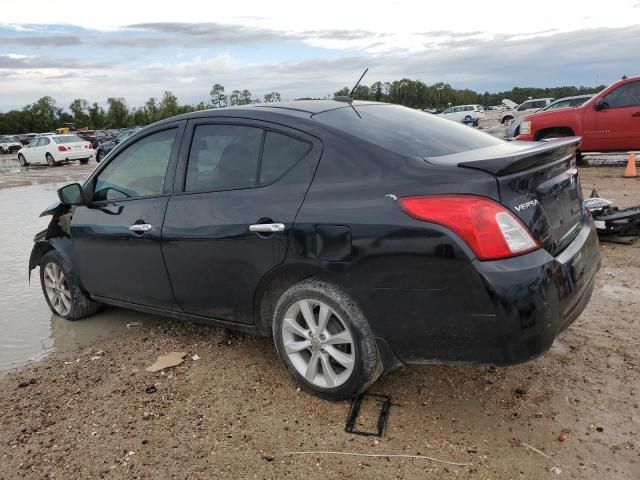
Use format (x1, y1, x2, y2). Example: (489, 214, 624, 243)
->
(0, 147, 639, 479)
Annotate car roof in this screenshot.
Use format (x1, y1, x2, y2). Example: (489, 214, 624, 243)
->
(152, 100, 383, 126)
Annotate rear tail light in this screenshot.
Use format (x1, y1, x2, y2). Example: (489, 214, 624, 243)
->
(86, 143, 93, 149)
(398, 195, 540, 261)
(57, 146, 68, 152)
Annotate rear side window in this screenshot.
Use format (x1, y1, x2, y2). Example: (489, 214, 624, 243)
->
(259, 131, 310, 184)
(185, 125, 262, 192)
(53, 135, 83, 144)
(94, 128, 176, 201)
(313, 104, 501, 158)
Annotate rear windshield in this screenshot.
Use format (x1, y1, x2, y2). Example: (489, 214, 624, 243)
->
(313, 104, 501, 158)
(53, 135, 84, 144)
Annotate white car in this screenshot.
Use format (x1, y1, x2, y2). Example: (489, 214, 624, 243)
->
(17, 134, 94, 167)
(438, 104, 485, 124)
(0, 135, 23, 155)
(500, 98, 554, 125)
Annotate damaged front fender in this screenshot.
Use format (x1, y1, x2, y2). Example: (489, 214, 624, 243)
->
(28, 202, 73, 282)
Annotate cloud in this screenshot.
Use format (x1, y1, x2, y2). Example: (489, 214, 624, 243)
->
(1, 24, 639, 111)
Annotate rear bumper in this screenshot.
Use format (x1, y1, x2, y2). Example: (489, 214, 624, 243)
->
(349, 215, 600, 366)
(52, 151, 93, 161)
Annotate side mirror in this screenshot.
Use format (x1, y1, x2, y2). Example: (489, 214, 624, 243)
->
(58, 183, 84, 206)
(595, 99, 608, 111)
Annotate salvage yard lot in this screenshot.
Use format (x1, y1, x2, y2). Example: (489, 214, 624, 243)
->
(0, 120, 638, 479)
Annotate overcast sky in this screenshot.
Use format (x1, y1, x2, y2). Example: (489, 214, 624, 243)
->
(1, 0, 639, 110)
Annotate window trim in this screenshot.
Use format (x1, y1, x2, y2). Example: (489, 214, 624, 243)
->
(83, 121, 185, 206)
(176, 119, 313, 196)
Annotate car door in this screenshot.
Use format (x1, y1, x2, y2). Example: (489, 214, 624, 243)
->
(70, 122, 185, 309)
(162, 119, 322, 323)
(23, 137, 41, 162)
(586, 80, 640, 151)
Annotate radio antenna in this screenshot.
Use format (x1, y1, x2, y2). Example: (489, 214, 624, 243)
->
(335, 68, 369, 102)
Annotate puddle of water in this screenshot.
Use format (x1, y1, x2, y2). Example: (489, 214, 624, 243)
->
(0, 155, 20, 174)
(0, 183, 165, 372)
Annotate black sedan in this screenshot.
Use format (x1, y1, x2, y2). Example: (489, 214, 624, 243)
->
(29, 101, 600, 400)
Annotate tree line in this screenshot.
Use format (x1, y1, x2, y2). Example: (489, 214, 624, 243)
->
(0, 84, 282, 134)
(0, 79, 606, 134)
(334, 79, 606, 109)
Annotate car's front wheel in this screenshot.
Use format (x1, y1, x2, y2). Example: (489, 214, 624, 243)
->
(17, 154, 28, 166)
(40, 250, 100, 320)
(273, 280, 381, 400)
(96, 151, 105, 162)
(0, 147, 6, 154)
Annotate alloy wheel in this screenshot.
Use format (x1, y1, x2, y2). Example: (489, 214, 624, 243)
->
(281, 299, 355, 388)
(43, 262, 72, 316)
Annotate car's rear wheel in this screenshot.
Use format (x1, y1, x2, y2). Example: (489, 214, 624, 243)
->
(46, 153, 57, 167)
(18, 154, 28, 166)
(40, 250, 100, 320)
(273, 280, 381, 400)
(502, 116, 513, 125)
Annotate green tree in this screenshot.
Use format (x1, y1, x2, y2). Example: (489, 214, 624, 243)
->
(106, 97, 129, 128)
(210, 83, 226, 108)
(263, 91, 281, 103)
(88, 102, 106, 129)
(240, 89, 252, 105)
(159, 91, 179, 118)
(69, 99, 90, 127)
(229, 90, 241, 106)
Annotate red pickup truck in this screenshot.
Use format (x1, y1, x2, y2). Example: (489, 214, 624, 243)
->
(517, 76, 640, 152)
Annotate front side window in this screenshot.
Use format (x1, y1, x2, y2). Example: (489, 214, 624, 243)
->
(185, 124, 262, 192)
(603, 81, 640, 108)
(93, 128, 176, 201)
(259, 131, 310, 184)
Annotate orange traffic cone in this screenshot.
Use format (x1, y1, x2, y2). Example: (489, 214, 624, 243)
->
(624, 152, 637, 178)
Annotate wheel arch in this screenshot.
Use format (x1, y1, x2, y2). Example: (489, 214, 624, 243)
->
(253, 263, 331, 336)
(534, 126, 575, 141)
(28, 236, 73, 282)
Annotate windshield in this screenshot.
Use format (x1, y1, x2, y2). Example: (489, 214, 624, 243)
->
(53, 135, 84, 144)
(313, 104, 502, 158)
(0, 136, 16, 142)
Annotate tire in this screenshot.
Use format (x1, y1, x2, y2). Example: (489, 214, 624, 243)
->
(0, 147, 6, 154)
(272, 279, 381, 400)
(502, 116, 513, 125)
(40, 250, 100, 321)
(96, 150, 105, 163)
(46, 153, 57, 167)
(18, 154, 28, 166)
(464, 115, 473, 122)
(79, 158, 89, 164)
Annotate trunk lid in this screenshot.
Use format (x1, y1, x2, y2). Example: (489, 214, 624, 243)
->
(426, 138, 584, 256)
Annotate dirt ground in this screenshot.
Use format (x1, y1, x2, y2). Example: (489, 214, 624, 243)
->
(0, 154, 639, 479)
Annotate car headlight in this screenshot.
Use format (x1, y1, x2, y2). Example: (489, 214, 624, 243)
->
(520, 121, 531, 135)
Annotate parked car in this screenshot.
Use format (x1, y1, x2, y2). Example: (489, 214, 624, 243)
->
(16, 133, 37, 145)
(77, 130, 114, 148)
(438, 104, 484, 125)
(0, 135, 23, 154)
(29, 101, 600, 400)
(500, 98, 554, 125)
(517, 76, 640, 153)
(17, 134, 93, 166)
(506, 95, 594, 138)
(95, 127, 141, 162)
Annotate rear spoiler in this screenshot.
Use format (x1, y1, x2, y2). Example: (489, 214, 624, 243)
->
(427, 137, 581, 176)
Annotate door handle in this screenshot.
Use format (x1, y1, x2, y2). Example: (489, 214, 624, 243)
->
(632, 112, 640, 117)
(129, 223, 153, 233)
(249, 223, 285, 233)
